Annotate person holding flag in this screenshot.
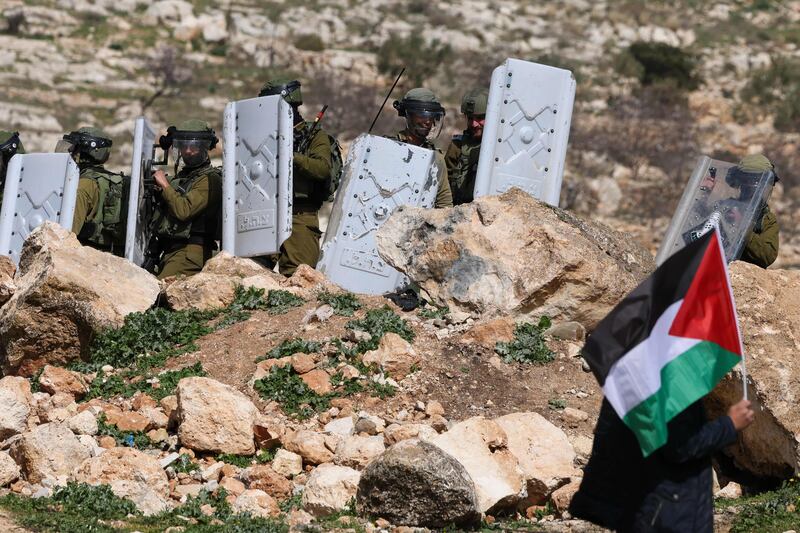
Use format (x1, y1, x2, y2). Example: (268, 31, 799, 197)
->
(569, 227, 755, 532)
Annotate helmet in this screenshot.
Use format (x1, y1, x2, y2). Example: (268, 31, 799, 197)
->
(726, 153, 777, 188)
(259, 78, 303, 105)
(58, 126, 112, 164)
(0, 131, 24, 159)
(165, 119, 218, 168)
(393, 88, 445, 139)
(461, 88, 488, 116)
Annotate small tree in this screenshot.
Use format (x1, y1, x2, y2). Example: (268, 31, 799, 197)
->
(141, 46, 194, 113)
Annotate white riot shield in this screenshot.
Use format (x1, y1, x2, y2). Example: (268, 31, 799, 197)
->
(317, 134, 440, 295)
(222, 94, 292, 257)
(125, 116, 157, 266)
(656, 156, 775, 265)
(0, 153, 79, 264)
(473, 58, 575, 206)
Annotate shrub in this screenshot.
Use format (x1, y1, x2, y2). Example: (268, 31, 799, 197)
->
(619, 41, 700, 90)
(741, 57, 800, 133)
(376, 30, 453, 87)
(293, 33, 325, 51)
(495, 317, 554, 365)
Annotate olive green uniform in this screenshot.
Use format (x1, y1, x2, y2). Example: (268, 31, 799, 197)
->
(393, 130, 453, 208)
(444, 131, 481, 205)
(740, 204, 779, 268)
(71, 165, 125, 254)
(155, 161, 222, 279)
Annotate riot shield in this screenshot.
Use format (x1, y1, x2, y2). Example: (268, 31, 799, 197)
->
(656, 156, 775, 265)
(317, 134, 440, 295)
(0, 153, 80, 264)
(473, 58, 575, 206)
(222, 94, 292, 257)
(125, 116, 157, 266)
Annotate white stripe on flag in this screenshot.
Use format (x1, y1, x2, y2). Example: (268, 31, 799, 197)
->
(603, 300, 700, 417)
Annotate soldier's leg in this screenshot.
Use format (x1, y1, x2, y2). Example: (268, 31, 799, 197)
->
(157, 244, 206, 279)
(278, 212, 321, 276)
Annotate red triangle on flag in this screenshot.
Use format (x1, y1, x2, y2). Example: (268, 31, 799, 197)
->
(668, 232, 742, 356)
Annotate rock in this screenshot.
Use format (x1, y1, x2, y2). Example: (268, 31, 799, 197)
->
(545, 321, 586, 341)
(272, 449, 303, 477)
(494, 413, 577, 504)
(105, 410, 149, 432)
(252, 417, 281, 449)
(461, 317, 516, 349)
(77, 435, 105, 458)
(0, 255, 15, 306)
(37, 365, 88, 399)
(164, 273, 238, 311)
(10, 423, 91, 484)
(383, 423, 438, 445)
(715, 481, 743, 499)
(705, 263, 800, 478)
(302, 463, 360, 518)
(219, 476, 246, 496)
(243, 464, 292, 498)
(66, 411, 98, 436)
(550, 478, 582, 516)
(361, 333, 421, 380)
(202, 252, 269, 278)
(562, 408, 589, 423)
(324, 416, 355, 438)
(299, 369, 333, 395)
(232, 489, 280, 517)
(0, 451, 20, 487)
(376, 189, 654, 328)
(140, 407, 169, 430)
(98, 436, 116, 449)
(429, 414, 449, 433)
(160, 395, 179, 428)
(425, 401, 445, 417)
(354, 417, 378, 435)
(357, 440, 481, 528)
(291, 353, 316, 375)
(333, 435, 385, 470)
(284, 430, 334, 465)
(431, 417, 525, 513)
(284, 264, 329, 290)
(176, 377, 259, 455)
(0, 376, 32, 439)
(72, 447, 169, 515)
(0, 223, 159, 375)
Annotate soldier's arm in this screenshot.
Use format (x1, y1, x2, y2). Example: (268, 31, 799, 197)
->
(740, 207, 779, 268)
(71, 178, 99, 235)
(444, 141, 459, 174)
(294, 130, 331, 182)
(434, 155, 454, 208)
(160, 174, 210, 221)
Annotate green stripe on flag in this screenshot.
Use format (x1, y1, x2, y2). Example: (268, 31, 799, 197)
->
(622, 341, 740, 457)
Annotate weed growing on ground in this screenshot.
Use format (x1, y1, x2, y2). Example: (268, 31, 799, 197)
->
(548, 398, 567, 410)
(215, 285, 272, 329)
(265, 290, 305, 314)
(97, 413, 154, 449)
(85, 362, 207, 402)
(317, 290, 362, 316)
(345, 306, 415, 352)
(418, 303, 449, 320)
(724, 476, 800, 533)
(253, 364, 331, 419)
(217, 448, 276, 468)
(172, 453, 199, 474)
(256, 338, 322, 363)
(495, 317, 555, 365)
(279, 493, 303, 512)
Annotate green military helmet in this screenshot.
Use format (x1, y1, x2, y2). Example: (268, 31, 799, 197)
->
(168, 119, 218, 167)
(259, 78, 303, 105)
(393, 88, 445, 117)
(727, 153, 778, 187)
(461, 88, 489, 116)
(59, 126, 112, 164)
(0, 130, 24, 158)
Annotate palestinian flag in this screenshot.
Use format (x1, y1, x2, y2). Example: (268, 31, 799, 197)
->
(583, 228, 743, 457)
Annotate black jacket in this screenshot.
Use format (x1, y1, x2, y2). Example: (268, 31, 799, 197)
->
(569, 399, 737, 532)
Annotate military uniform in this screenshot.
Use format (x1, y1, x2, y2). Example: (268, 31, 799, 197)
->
(71, 164, 126, 254)
(444, 132, 481, 205)
(0, 131, 24, 208)
(733, 154, 780, 269)
(393, 130, 453, 208)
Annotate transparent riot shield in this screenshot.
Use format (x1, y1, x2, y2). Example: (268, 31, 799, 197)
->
(0, 153, 80, 264)
(125, 116, 157, 266)
(656, 156, 775, 265)
(473, 58, 576, 206)
(222, 94, 292, 257)
(317, 134, 440, 295)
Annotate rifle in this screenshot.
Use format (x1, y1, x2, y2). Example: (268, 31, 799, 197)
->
(297, 105, 328, 154)
(140, 132, 172, 273)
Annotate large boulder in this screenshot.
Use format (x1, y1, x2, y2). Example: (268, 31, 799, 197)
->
(72, 448, 170, 515)
(430, 416, 525, 513)
(376, 188, 654, 328)
(302, 463, 360, 517)
(0, 376, 33, 439)
(10, 422, 91, 483)
(333, 435, 385, 470)
(0, 223, 159, 376)
(357, 440, 481, 528)
(284, 430, 334, 465)
(176, 377, 259, 455)
(0, 255, 15, 306)
(706, 263, 800, 478)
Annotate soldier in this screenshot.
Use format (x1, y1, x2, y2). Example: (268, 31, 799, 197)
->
(729, 154, 780, 268)
(0, 131, 24, 208)
(391, 88, 453, 208)
(58, 127, 127, 254)
(257, 78, 341, 276)
(445, 88, 488, 205)
(151, 119, 222, 279)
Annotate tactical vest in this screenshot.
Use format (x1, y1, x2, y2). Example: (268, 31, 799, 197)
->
(448, 133, 482, 205)
(155, 163, 222, 245)
(294, 121, 343, 206)
(78, 165, 127, 249)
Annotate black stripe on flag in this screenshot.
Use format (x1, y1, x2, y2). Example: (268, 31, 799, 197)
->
(582, 231, 714, 386)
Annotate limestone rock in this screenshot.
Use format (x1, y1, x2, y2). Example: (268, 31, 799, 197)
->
(283, 264, 330, 290)
(272, 449, 303, 477)
(0, 255, 15, 306)
(302, 463, 360, 517)
(300, 369, 333, 395)
(0, 222, 159, 376)
(0, 376, 32, 439)
(376, 189, 654, 328)
(242, 464, 292, 498)
(232, 489, 280, 517)
(357, 440, 481, 528)
(550, 477, 582, 515)
(164, 273, 238, 311)
(72, 447, 169, 515)
(66, 411, 98, 436)
(324, 416, 355, 438)
(10, 423, 91, 483)
(284, 430, 334, 465)
(0, 451, 20, 487)
(461, 317, 516, 349)
(361, 333, 420, 380)
(431, 417, 525, 513)
(201, 252, 269, 278)
(383, 423, 438, 446)
(176, 377, 259, 455)
(333, 435, 385, 470)
(37, 365, 88, 399)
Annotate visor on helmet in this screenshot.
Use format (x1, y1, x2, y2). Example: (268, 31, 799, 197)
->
(0, 132, 21, 156)
(171, 138, 211, 168)
(56, 131, 112, 158)
(259, 80, 302, 99)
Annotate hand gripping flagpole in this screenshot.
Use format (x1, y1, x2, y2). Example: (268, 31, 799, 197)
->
(714, 224, 748, 401)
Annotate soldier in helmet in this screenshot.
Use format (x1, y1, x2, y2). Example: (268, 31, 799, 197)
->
(58, 127, 127, 255)
(445, 88, 488, 205)
(0, 131, 24, 208)
(391, 88, 453, 208)
(257, 78, 341, 276)
(151, 119, 222, 279)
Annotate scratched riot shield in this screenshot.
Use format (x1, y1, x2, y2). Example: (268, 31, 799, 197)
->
(125, 116, 157, 266)
(317, 134, 440, 295)
(473, 58, 575, 206)
(656, 156, 775, 265)
(0, 153, 79, 264)
(222, 94, 292, 256)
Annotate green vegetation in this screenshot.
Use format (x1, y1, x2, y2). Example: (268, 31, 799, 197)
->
(293, 33, 326, 51)
(317, 290, 362, 316)
(723, 477, 800, 533)
(495, 317, 555, 365)
(172, 453, 199, 474)
(741, 57, 800, 133)
(265, 290, 305, 314)
(548, 398, 567, 411)
(86, 362, 207, 402)
(256, 338, 322, 363)
(616, 41, 699, 90)
(97, 413, 154, 449)
(345, 306, 415, 353)
(376, 30, 453, 86)
(217, 449, 276, 468)
(418, 303, 449, 320)
(253, 364, 331, 419)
